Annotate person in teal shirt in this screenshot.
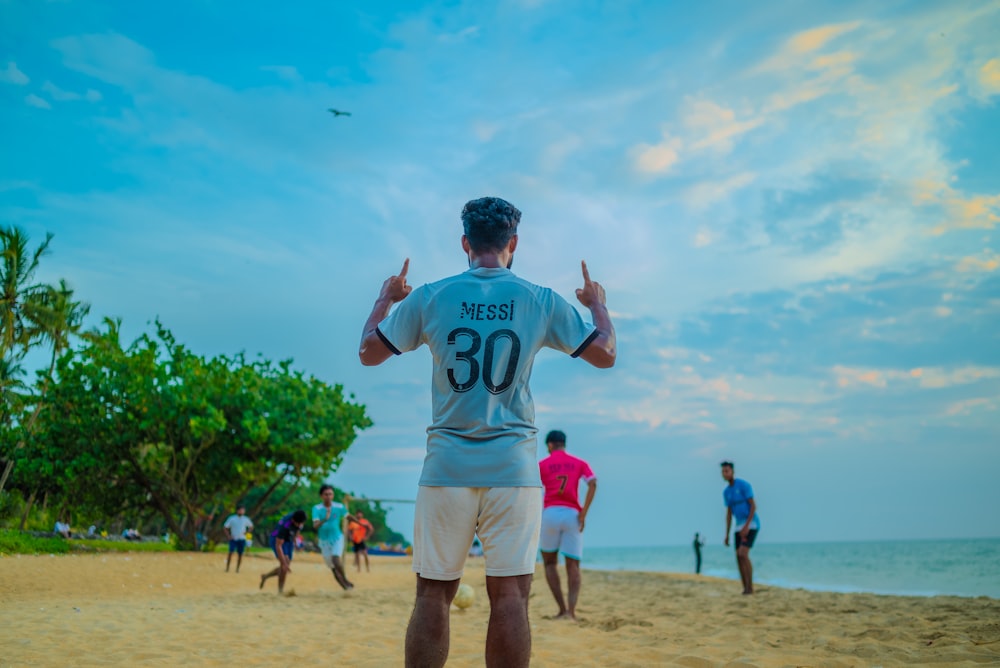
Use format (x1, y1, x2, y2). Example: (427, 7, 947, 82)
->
(312, 484, 354, 590)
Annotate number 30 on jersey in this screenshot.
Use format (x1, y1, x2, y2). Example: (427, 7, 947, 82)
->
(447, 327, 521, 394)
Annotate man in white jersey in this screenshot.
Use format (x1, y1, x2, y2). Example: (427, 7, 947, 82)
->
(359, 196, 617, 668)
(222, 505, 253, 573)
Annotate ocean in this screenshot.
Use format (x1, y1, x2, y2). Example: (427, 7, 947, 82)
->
(581, 538, 1000, 599)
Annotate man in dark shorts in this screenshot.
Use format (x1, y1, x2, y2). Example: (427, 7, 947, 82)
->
(259, 509, 307, 594)
(222, 505, 253, 573)
(721, 461, 760, 595)
(348, 510, 375, 573)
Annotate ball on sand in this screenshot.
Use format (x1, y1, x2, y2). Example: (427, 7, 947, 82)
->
(453, 583, 475, 609)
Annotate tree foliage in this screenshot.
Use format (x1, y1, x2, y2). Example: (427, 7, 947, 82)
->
(18, 319, 373, 548)
(0, 226, 89, 496)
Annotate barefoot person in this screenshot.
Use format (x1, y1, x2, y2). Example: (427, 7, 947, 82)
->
(538, 429, 597, 621)
(312, 485, 354, 590)
(348, 510, 375, 573)
(359, 196, 616, 667)
(721, 461, 760, 595)
(259, 509, 306, 594)
(222, 505, 253, 573)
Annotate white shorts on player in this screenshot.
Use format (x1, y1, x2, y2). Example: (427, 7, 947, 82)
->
(412, 486, 542, 580)
(539, 505, 584, 561)
(319, 537, 345, 569)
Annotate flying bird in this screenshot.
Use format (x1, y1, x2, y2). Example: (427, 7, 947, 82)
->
(327, 108, 351, 117)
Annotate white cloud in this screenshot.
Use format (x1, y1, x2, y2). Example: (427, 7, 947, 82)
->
(631, 133, 681, 174)
(42, 80, 79, 101)
(25, 93, 51, 109)
(260, 65, 302, 82)
(979, 58, 1000, 95)
(0, 61, 29, 85)
(692, 229, 714, 248)
(834, 365, 1000, 390)
(683, 172, 756, 210)
(682, 99, 764, 152)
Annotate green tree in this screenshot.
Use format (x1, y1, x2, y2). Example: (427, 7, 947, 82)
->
(23, 319, 372, 548)
(0, 227, 89, 496)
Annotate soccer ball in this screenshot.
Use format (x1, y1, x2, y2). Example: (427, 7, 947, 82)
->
(453, 583, 475, 609)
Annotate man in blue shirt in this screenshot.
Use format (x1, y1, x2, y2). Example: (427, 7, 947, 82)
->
(721, 461, 760, 595)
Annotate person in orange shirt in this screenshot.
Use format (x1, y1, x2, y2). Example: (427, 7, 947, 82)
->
(348, 510, 375, 573)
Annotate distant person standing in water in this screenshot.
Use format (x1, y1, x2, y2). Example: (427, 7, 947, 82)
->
(693, 532, 705, 574)
(538, 429, 597, 621)
(721, 461, 760, 595)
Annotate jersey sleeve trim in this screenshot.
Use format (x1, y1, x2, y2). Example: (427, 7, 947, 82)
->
(375, 326, 402, 355)
(570, 329, 600, 358)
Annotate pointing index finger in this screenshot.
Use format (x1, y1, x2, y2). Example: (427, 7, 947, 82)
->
(581, 260, 591, 284)
(399, 258, 410, 278)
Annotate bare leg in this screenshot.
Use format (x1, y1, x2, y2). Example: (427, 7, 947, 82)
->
(737, 547, 753, 594)
(363, 549, 370, 572)
(565, 557, 582, 620)
(236, 551, 243, 573)
(354, 548, 362, 572)
(485, 574, 532, 668)
(541, 551, 567, 617)
(331, 556, 354, 590)
(260, 567, 280, 589)
(277, 567, 288, 593)
(226, 551, 233, 572)
(405, 576, 460, 668)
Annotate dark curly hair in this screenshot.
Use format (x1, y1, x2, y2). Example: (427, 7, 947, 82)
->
(461, 197, 521, 253)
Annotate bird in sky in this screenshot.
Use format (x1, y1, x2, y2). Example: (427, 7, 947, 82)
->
(327, 108, 352, 117)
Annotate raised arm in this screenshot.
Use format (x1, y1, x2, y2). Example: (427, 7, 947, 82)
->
(574, 261, 617, 369)
(359, 259, 413, 366)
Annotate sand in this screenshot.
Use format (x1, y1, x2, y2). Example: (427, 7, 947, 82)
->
(1, 551, 998, 667)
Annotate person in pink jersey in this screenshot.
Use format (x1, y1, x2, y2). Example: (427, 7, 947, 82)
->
(538, 429, 597, 621)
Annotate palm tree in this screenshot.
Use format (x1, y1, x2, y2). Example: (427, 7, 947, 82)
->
(0, 226, 53, 360)
(0, 227, 90, 495)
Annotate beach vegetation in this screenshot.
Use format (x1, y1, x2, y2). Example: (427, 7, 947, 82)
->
(0, 226, 90, 498)
(6, 318, 372, 550)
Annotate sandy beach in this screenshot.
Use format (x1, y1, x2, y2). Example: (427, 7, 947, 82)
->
(1, 551, 998, 667)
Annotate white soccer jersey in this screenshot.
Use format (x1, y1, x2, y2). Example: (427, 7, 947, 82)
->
(377, 266, 597, 487)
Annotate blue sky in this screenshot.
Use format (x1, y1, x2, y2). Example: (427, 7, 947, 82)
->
(2, 0, 998, 547)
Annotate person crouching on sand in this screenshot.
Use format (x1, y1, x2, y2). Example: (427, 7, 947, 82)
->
(260, 509, 306, 594)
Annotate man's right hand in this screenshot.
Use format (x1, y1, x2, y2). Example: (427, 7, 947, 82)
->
(724, 535, 730, 547)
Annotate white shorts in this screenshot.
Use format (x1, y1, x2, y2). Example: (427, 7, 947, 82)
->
(539, 505, 584, 561)
(319, 538, 345, 568)
(412, 486, 542, 580)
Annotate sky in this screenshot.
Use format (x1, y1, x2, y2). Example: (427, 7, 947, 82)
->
(2, 0, 998, 547)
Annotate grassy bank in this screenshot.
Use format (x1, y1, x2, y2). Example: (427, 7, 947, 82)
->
(0, 529, 177, 556)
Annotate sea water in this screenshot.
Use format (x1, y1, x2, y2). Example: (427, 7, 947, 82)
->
(581, 538, 1000, 598)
